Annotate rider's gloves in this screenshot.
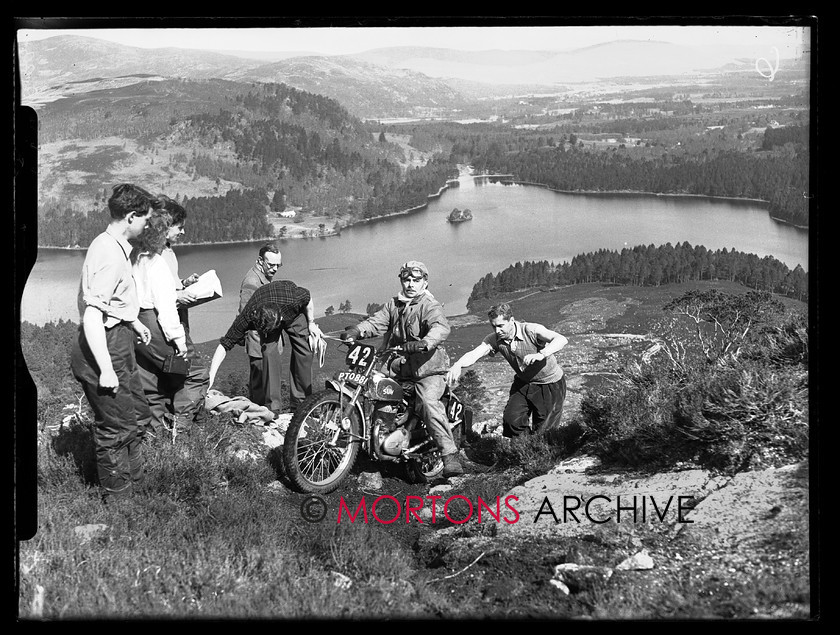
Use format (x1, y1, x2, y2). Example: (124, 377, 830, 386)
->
(341, 326, 361, 341)
(402, 340, 427, 353)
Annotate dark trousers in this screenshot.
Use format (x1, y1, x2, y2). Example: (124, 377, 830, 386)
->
(283, 312, 313, 411)
(248, 340, 281, 410)
(134, 308, 209, 432)
(502, 375, 567, 438)
(70, 323, 151, 497)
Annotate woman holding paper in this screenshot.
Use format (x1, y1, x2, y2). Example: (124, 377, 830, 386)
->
(159, 195, 198, 331)
(132, 202, 210, 438)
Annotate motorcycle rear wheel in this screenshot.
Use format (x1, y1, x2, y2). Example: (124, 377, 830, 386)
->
(282, 390, 361, 494)
(404, 420, 463, 483)
(405, 453, 444, 484)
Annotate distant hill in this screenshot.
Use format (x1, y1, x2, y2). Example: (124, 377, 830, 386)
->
(31, 76, 434, 233)
(17, 34, 263, 92)
(230, 55, 468, 118)
(347, 40, 764, 84)
(17, 35, 792, 120)
(18, 35, 469, 119)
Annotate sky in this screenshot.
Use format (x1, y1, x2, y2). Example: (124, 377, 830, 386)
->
(16, 21, 811, 59)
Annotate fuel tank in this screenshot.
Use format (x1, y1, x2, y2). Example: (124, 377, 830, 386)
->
(368, 373, 403, 401)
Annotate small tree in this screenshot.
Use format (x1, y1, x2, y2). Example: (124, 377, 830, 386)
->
(271, 188, 286, 212)
(366, 302, 385, 316)
(339, 299, 352, 314)
(325, 305, 334, 316)
(661, 289, 785, 365)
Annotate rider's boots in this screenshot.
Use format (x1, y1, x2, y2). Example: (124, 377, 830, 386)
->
(442, 452, 465, 477)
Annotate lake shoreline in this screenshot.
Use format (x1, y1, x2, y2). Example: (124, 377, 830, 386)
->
(502, 180, 810, 231)
(34, 178, 807, 251)
(24, 178, 810, 346)
(35, 180, 461, 251)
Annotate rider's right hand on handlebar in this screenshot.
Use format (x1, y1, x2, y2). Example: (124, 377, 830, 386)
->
(341, 326, 361, 342)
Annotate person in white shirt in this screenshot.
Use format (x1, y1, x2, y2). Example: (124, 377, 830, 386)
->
(69, 183, 154, 502)
(131, 207, 209, 437)
(157, 195, 200, 333)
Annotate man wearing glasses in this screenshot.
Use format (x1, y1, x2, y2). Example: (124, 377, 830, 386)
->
(209, 276, 323, 414)
(239, 243, 284, 411)
(341, 261, 465, 477)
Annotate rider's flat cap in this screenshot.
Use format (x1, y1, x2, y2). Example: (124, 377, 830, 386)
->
(399, 260, 429, 278)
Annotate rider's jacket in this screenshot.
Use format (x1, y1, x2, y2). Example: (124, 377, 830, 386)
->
(356, 290, 451, 379)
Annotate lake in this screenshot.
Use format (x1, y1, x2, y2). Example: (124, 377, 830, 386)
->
(20, 174, 809, 344)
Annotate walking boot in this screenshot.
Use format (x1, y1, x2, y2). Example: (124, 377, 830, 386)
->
(442, 452, 465, 478)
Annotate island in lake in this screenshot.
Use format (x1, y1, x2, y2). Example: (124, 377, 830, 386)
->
(447, 207, 473, 222)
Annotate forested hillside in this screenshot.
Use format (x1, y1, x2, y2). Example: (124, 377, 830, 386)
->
(426, 120, 810, 227)
(386, 95, 810, 228)
(35, 79, 458, 247)
(33, 73, 811, 247)
(470, 145, 808, 227)
(468, 242, 808, 310)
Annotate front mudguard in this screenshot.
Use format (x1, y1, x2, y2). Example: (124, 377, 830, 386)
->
(324, 379, 368, 440)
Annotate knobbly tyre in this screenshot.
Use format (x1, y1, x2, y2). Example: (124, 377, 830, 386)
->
(281, 336, 471, 494)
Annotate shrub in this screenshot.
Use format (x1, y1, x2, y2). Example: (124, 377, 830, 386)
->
(677, 362, 808, 471)
(661, 289, 785, 364)
(452, 369, 487, 416)
(580, 300, 809, 474)
(579, 360, 696, 469)
(490, 433, 569, 476)
(44, 417, 99, 487)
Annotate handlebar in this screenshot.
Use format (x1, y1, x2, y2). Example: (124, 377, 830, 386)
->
(324, 333, 404, 353)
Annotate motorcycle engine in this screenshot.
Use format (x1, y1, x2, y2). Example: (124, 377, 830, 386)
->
(373, 402, 411, 456)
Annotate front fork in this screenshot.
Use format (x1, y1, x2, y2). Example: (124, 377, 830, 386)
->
(324, 380, 367, 447)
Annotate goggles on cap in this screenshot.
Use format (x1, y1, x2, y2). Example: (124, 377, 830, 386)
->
(399, 268, 426, 281)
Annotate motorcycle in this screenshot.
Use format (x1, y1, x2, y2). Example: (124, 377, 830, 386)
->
(281, 337, 471, 494)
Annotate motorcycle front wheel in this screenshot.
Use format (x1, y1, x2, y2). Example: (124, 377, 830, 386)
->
(282, 390, 362, 494)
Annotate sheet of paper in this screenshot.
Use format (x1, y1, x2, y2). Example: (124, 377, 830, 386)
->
(182, 269, 223, 306)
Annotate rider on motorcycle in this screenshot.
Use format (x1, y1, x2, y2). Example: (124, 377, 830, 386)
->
(341, 261, 465, 477)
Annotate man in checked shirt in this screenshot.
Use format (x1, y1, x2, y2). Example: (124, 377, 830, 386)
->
(207, 279, 323, 413)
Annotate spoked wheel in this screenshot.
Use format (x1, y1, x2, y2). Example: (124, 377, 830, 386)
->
(282, 391, 361, 494)
(405, 452, 444, 484)
(403, 419, 463, 483)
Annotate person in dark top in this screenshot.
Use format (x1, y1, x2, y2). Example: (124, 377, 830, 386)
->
(238, 243, 283, 411)
(207, 279, 323, 412)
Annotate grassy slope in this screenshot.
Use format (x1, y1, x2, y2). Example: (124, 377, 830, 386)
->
(23, 280, 810, 619)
